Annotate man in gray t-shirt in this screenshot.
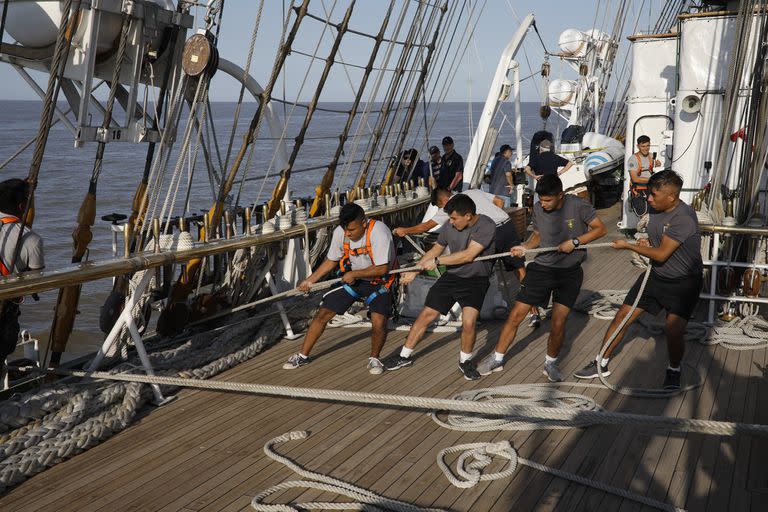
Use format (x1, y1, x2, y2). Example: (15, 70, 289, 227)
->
(0, 178, 45, 375)
(477, 175, 607, 381)
(382, 194, 496, 380)
(573, 170, 702, 391)
(488, 145, 514, 202)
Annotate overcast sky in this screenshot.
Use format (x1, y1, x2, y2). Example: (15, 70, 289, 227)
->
(0, 0, 667, 103)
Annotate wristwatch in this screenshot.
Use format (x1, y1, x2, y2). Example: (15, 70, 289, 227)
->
(435, 257, 440, 267)
(572, 238, 580, 247)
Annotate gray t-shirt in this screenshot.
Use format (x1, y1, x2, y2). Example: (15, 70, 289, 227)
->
(489, 155, 512, 196)
(532, 195, 596, 268)
(0, 212, 44, 273)
(647, 201, 702, 279)
(436, 214, 496, 278)
(327, 219, 395, 278)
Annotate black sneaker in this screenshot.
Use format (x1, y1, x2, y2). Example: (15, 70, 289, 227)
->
(382, 354, 413, 371)
(458, 360, 480, 381)
(662, 369, 681, 390)
(573, 360, 611, 379)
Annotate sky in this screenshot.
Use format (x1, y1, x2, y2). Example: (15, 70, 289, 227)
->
(0, 0, 668, 103)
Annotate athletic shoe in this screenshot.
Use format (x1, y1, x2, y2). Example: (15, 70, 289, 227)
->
(477, 354, 504, 376)
(382, 354, 413, 371)
(543, 360, 563, 382)
(367, 357, 384, 375)
(282, 353, 310, 370)
(573, 359, 611, 379)
(529, 313, 541, 329)
(458, 360, 480, 381)
(662, 369, 681, 390)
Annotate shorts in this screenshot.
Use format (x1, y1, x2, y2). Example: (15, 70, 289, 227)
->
(494, 221, 524, 271)
(0, 301, 20, 360)
(425, 273, 490, 314)
(624, 271, 702, 320)
(320, 281, 392, 317)
(515, 262, 583, 309)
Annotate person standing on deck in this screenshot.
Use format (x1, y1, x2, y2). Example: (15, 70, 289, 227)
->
(437, 136, 464, 192)
(573, 170, 702, 390)
(0, 178, 44, 383)
(382, 194, 495, 380)
(524, 139, 574, 181)
(488, 144, 515, 207)
(627, 134, 662, 216)
(393, 187, 538, 323)
(283, 203, 396, 375)
(428, 145, 442, 189)
(476, 175, 607, 381)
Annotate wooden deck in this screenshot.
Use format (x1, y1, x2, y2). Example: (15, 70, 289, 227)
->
(2, 204, 767, 511)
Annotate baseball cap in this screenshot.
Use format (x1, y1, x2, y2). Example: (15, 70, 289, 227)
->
(499, 144, 512, 153)
(442, 136, 454, 145)
(429, 145, 440, 155)
(539, 139, 552, 150)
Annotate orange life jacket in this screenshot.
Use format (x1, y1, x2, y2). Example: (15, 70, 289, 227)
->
(339, 219, 396, 289)
(0, 216, 20, 276)
(630, 153, 654, 194)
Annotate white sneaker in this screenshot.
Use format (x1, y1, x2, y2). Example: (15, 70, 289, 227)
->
(367, 357, 384, 375)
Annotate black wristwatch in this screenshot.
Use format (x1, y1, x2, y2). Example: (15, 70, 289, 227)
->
(572, 238, 580, 247)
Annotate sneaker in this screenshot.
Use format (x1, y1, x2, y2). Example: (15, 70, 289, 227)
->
(528, 313, 541, 329)
(662, 369, 681, 390)
(543, 360, 563, 382)
(477, 354, 504, 376)
(367, 357, 384, 375)
(458, 360, 480, 381)
(573, 360, 611, 379)
(282, 353, 310, 370)
(382, 354, 413, 371)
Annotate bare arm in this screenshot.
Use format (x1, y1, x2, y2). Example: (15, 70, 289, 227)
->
(344, 263, 390, 281)
(401, 243, 445, 284)
(393, 220, 438, 237)
(557, 216, 607, 253)
(557, 160, 574, 175)
(613, 234, 680, 263)
(524, 165, 536, 179)
(511, 231, 541, 256)
(449, 171, 464, 190)
(430, 240, 486, 267)
(492, 196, 505, 209)
(629, 167, 649, 184)
(298, 258, 339, 291)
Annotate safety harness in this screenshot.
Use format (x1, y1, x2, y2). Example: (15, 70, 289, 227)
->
(0, 216, 20, 277)
(629, 153, 654, 196)
(339, 219, 397, 305)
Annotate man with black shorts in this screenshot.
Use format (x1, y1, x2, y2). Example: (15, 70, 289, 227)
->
(382, 194, 495, 380)
(282, 203, 396, 374)
(477, 175, 606, 381)
(573, 170, 702, 390)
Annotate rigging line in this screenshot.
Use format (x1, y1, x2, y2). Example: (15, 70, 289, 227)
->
(531, 20, 549, 54)
(287, 46, 424, 74)
(268, 96, 353, 114)
(205, 98, 224, 173)
(0, 0, 8, 52)
(361, 0, 428, 186)
(252, 0, 342, 206)
(372, 0, 442, 184)
(222, 0, 265, 174)
(336, 0, 414, 189)
(281, 0, 290, 120)
(421, 0, 489, 145)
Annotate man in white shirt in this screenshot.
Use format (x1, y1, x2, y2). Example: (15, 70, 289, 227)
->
(282, 203, 396, 374)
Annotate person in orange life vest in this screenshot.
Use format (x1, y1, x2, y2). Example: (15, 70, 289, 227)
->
(0, 178, 44, 379)
(628, 135, 662, 196)
(282, 203, 396, 374)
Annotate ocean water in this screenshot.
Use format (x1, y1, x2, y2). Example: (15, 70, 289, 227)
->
(0, 100, 566, 357)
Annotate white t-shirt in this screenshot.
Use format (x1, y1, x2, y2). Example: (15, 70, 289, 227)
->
(0, 211, 44, 273)
(327, 219, 395, 271)
(430, 189, 508, 229)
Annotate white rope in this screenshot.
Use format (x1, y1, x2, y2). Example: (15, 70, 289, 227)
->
(251, 431, 443, 511)
(436, 440, 684, 511)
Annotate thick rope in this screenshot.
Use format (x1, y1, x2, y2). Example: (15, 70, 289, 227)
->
(436, 440, 684, 511)
(251, 431, 443, 511)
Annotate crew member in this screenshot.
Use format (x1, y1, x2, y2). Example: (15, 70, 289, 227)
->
(627, 134, 662, 216)
(382, 194, 495, 380)
(0, 178, 44, 383)
(282, 203, 396, 374)
(437, 136, 464, 192)
(573, 170, 701, 390)
(477, 175, 607, 381)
